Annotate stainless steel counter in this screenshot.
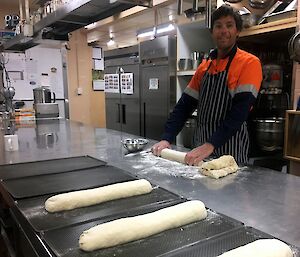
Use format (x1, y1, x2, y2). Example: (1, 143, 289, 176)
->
(1, 118, 300, 247)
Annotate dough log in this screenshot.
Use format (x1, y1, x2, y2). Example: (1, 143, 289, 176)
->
(45, 179, 152, 213)
(217, 239, 293, 257)
(158, 149, 238, 179)
(160, 148, 187, 164)
(79, 200, 207, 251)
(199, 155, 239, 179)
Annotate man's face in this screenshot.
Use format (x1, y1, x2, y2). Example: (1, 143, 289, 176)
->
(212, 15, 240, 51)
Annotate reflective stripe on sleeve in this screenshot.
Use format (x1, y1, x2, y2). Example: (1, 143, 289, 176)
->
(184, 87, 199, 100)
(229, 84, 259, 98)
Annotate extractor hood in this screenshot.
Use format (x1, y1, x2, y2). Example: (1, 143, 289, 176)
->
(34, 0, 152, 36)
(1, 0, 152, 51)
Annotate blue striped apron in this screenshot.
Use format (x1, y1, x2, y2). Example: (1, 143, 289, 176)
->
(193, 51, 249, 163)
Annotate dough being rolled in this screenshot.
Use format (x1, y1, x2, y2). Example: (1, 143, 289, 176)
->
(199, 155, 239, 179)
(158, 149, 238, 179)
(217, 239, 293, 257)
(79, 200, 207, 251)
(45, 179, 152, 213)
(160, 148, 186, 164)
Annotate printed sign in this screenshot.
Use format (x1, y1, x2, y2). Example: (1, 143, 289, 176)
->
(120, 73, 134, 94)
(104, 74, 120, 93)
(149, 78, 159, 90)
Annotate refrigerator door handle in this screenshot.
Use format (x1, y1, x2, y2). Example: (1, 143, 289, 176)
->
(117, 103, 121, 123)
(122, 104, 126, 124)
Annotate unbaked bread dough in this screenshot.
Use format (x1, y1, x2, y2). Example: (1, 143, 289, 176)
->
(45, 179, 152, 213)
(159, 149, 238, 179)
(160, 148, 186, 164)
(199, 155, 239, 179)
(201, 155, 237, 170)
(217, 239, 293, 257)
(79, 200, 207, 251)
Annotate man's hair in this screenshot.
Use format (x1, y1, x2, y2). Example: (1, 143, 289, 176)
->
(211, 4, 243, 32)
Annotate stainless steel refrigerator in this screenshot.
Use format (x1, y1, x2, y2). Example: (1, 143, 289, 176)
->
(104, 45, 141, 136)
(139, 35, 177, 140)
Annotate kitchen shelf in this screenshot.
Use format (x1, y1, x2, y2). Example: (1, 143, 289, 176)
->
(177, 70, 196, 76)
(240, 17, 297, 37)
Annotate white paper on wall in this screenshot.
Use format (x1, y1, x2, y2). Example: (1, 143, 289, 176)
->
(92, 47, 102, 59)
(7, 71, 23, 81)
(120, 73, 134, 95)
(93, 80, 105, 91)
(149, 78, 159, 90)
(104, 74, 120, 93)
(93, 59, 104, 70)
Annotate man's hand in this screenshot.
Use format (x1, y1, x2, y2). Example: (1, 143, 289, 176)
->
(151, 140, 171, 156)
(185, 143, 214, 165)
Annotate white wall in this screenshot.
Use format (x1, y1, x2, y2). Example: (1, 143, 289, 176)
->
(2, 45, 66, 117)
(2, 45, 64, 100)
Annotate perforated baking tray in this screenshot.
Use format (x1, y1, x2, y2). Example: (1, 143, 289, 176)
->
(0, 156, 106, 180)
(2, 165, 134, 199)
(15, 187, 183, 232)
(41, 208, 243, 257)
(163, 226, 300, 257)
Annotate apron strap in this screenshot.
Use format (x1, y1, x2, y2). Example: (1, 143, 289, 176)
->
(205, 45, 237, 74)
(225, 46, 237, 72)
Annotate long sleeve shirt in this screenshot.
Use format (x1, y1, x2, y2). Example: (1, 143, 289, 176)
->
(162, 47, 263, 148)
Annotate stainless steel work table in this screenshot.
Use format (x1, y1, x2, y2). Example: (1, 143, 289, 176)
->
(1, 118, 299, 248)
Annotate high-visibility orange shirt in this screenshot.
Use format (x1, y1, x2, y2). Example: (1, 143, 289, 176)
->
(185, 48, 262, 100)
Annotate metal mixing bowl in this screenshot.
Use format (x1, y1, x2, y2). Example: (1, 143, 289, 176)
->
(121, 138, 149, 152)
(254, 117, 285, 151)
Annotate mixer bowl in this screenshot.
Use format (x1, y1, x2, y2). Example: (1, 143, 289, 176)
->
(121, 138, 149, 153)
(254, 117, 284, 151)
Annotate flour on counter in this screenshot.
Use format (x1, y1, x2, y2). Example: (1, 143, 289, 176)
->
(128, 152, 205, 179)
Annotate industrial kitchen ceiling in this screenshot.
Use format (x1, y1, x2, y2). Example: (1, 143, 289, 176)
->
(1, 0, 154, 51)
(86, 0, 211, 50)
(1, 0, 213, 51)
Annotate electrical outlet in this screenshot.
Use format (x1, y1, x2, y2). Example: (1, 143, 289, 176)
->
(77, 87, 83, 95)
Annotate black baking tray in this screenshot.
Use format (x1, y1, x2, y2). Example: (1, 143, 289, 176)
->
(163, 226, 300, 257)
(0, 156, 106, 180)
(41, 208, 243, 257)
(15, 187, 183, 232)
(1, 166, 135, 199)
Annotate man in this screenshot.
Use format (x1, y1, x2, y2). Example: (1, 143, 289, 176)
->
(152, 4, 262, 164)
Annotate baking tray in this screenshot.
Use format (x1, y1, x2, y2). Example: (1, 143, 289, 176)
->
(0, 156, 106, 180)
(1, 165, 135, 199)
(15, 187, 183, 232)
(163, 226, 300, 257)
(41, 208, 243, 257)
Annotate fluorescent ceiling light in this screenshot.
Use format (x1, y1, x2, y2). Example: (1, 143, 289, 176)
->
(107, 39, 115, 46)
(84, 22, 97, 30)
(156, 24, 175, 34)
